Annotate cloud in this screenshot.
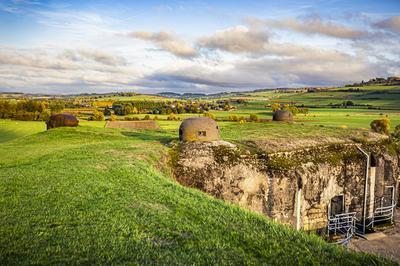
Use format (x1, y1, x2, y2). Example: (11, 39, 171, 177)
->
(0, 47, 143, 93)
(373, 16, 400, 33)
(59, 49, 127, 66)
(247, 17, 369, 39)
(127, 31, 197, 58)
(198, 26, 269, 53)
(139, 43, 397, 93)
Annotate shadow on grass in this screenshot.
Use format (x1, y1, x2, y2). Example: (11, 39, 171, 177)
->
(121, 130, 177, 144)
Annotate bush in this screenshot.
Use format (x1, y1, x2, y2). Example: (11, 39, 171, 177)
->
(393, 124, 400, 138)
(109, 115, 117, 121)
(90, 110, 104, 121)
(249, 114, 259, 122)
(143, 115, 150, 120)
(370, 118, 390, 135)
(125, 116, 140, 121)
(271, 103, 281, 112)
(228, 115, 239, 122)
(167, 114, 179, 121)
(203, 112, 216, 120)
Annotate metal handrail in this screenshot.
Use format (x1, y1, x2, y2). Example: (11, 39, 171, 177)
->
(328, 212, 356, 246)
(356, 201, 396, 232)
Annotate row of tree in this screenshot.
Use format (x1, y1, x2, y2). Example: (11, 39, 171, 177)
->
(0, 100, 65, 121)
(270, 103, 309, 115)
(110, 100, 233, 116)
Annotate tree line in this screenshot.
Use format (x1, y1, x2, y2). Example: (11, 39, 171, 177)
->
(0, 99, 65, 121)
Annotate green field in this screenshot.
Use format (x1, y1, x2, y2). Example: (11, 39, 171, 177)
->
(236, 85, 400, 109)
(0, 124, 390, 264)
(1, 85, 399, 264)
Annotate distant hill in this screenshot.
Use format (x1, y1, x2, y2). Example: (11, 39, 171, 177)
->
(346, 77, 400, 87)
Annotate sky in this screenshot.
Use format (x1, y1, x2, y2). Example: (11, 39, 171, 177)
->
(0, 0, 399, 94)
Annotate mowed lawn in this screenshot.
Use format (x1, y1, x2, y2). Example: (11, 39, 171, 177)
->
(0, 125, 391, 264)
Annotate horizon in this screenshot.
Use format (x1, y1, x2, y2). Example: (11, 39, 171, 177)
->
(0, 0, 399, 94)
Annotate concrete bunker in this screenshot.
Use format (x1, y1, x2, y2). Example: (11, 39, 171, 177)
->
(179, 117, 220, 142)
(173, 142, 399, 245)
(273, 110, 293, 121)
(46, 113, 79, 130)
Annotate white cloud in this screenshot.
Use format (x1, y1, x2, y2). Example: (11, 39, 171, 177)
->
(246, 17, 369, 39)
(198, 26, 269, 53)
(127, 31, 197, 58)
(373, 16, 400, 33)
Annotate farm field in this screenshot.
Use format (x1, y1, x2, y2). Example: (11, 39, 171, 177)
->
(236, 85, 400, 109)
(0, 125, 389, 264)
(119, 108, 400, 132)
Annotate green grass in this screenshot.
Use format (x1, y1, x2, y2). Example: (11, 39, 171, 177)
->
(118, 107, 400, 133)
(0, 120, 45, 143)
(0, 126, 391, 264)
(241, 85, 400, 109)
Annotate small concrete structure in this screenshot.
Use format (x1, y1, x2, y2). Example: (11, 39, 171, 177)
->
(273, 110, 293, 121)
(179, 117, 220, 141)
(46, 114, 79, 130)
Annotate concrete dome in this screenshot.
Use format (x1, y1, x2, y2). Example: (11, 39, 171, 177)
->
(273, 110, 293, 121)
(46, 113, 79, 130)
(179, 117, 220, 141)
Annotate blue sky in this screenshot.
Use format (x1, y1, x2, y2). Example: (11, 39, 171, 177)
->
(0, 0, 399, 94)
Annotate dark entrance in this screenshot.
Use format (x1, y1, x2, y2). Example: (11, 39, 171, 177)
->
(330, 195, 344, 217)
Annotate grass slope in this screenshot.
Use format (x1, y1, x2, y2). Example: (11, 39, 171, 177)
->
(0, 126, 391, 264)
(0, 120, 45, 143)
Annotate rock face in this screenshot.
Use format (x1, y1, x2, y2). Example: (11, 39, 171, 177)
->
(179, 117, 220, 142)
(46, 114, 79, 130)
(173, 141, 399, 231)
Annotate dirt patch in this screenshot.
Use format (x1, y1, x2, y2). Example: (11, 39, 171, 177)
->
(106, 121, 159, 130)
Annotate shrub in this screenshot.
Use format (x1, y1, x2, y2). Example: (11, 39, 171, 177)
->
(90, 110, 104, 121)
(370, 118, 390, 135)
(283, 104, 299, 116)
(228, 115, 239, 122)
(143, 115, 150, 120)
(167, 114, 179, 121)
(249, 114, 259, 122)
(271, 103, 281, 112)
(124, 116, 140, 121)
(109, 115, 117, 121)
(203, 112, 216, 120)
(393, 124, 400, 138)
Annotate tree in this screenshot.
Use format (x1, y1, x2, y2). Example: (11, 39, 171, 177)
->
(249, 114, 259, 122)
(109, 115, 117, 121)
(370, 118, 390, 135)
(203, 112, 216, 120)
(271, 103, 281, 112)
(49, 101, 65, 113)
(90, 110, 104, 121)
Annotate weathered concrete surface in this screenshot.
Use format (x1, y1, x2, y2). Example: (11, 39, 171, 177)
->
(173, 141, 268, 213)
(349, 208, 400, 262)
(173, 140, 399, 231)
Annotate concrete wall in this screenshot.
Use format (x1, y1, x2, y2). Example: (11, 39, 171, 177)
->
(173, 142, 399, 231)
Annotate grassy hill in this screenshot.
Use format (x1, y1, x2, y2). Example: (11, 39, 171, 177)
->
(0, 125, 392, 264)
